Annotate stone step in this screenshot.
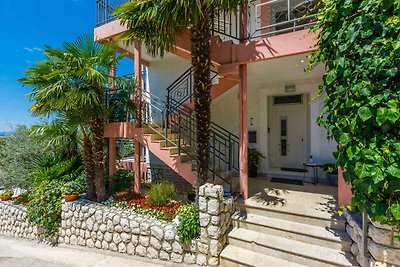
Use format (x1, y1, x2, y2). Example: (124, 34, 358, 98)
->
(220, 244, 308, 267)
(232, 212, 352, 252)
(228, 228, 357, 267)
(236, 201, 346, 231)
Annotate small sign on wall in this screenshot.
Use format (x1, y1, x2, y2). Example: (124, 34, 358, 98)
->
(249, 131, 257, 143)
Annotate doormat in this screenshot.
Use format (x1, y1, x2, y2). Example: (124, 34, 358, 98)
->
(281, 167, 307, 173)
(271, 178, 304, 185)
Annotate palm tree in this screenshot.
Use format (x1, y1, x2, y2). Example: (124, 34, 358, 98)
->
(114, 0, 244, 199)
(20, 35, 135, 202)
(31, 113, 97, 201)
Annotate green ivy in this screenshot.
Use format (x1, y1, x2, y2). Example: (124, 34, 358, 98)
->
(27, 180, 62, 237)
(310, 0, 400, 231)
(177, 204, 200, 244)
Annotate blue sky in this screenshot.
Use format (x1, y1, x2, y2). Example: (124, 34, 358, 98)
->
(0, 0, 132, 132)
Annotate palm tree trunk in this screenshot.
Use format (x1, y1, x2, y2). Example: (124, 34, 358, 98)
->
(90, 116, 107, 202)
(191, 6, 212, 202)
(83, 134, 96, 201)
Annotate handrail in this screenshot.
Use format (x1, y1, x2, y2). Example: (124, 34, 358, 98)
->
(139, 85, 239, 192)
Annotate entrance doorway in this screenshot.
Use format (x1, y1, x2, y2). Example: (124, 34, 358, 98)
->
(268, 94, 309, 170)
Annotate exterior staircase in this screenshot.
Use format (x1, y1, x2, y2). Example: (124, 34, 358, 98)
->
(136, 65, 240, 193)
(220, 201, 358, 266)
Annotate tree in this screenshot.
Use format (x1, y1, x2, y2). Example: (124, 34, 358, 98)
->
(310, 1, 400, 231)
(31, 113, 97, 200)
(114, 0, 245, 200)
(20, 35, 135, 202)
(0, 125, 51, 189)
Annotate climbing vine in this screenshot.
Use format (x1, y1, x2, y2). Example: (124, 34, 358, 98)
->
(309, 0, 400, 232)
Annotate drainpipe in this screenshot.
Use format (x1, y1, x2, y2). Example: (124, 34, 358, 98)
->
(362, 211, 369, 267)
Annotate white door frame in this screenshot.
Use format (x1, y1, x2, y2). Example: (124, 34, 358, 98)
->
(267, 93, 311, 170)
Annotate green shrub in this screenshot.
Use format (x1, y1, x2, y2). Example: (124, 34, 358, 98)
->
(0, 189, 13, 196)
(27, 180, 62, 237)
(0, 125, 51, 189)
(29, 156, 83, 186)
(147, 180, 175, 206)
(13, 191, 30, 206)
(61, 180, 85, 195)
(109, 169, 134, 192)
(177, 204, 200, 244)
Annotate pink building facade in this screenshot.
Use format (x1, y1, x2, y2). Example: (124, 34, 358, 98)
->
(95, 0, 352, 205)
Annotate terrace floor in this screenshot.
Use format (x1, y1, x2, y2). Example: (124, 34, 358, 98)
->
(243, 177, 339, 219)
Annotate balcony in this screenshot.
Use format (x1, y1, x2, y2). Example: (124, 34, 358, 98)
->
(96, 0, 318, 41)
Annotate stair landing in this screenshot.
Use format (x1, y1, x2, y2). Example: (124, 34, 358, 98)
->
(243, 177, 339, 220)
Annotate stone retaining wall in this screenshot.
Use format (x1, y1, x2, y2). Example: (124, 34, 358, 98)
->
(0, 201, 40, 240)
(59, 183, 234, 266)
(344, 210, 400, 266)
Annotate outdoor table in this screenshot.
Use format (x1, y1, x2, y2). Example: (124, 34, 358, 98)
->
(303, 162, 323, 185)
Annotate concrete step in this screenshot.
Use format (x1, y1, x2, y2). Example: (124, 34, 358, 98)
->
(228, 228, 357, 267)
(220, 245, 307, 267)
(170, 153, 194, 163)
(160, 146, 196, 155)
(150, 133, 179, 141)
(236, 201, 346, 231)
(232, 212, 352, 252)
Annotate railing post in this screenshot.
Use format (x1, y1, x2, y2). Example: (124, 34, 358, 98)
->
(178, 111, 181, 156)
(247, 0, 251, 40)
(212, 133, 216, 182)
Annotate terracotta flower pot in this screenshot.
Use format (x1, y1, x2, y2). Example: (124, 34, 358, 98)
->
(0, 196, 12, 201)
(63, 194, 79, 202)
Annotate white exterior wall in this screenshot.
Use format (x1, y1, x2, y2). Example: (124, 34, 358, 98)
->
(146, 55, 191, 166)
(211, 57, 337, 177)
(147, 54, 191, 101)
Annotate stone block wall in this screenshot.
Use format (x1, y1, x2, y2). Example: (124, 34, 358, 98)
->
(0, 201, 40, 240)
(344, 210, 400, 266)
(59, 183, 234, 266)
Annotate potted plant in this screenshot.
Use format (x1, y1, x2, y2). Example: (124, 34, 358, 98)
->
(322, 163, 338, 186)
(61, 181, 83, 202)
(0, 189, 13, 201)
(248, 148, 265, 177)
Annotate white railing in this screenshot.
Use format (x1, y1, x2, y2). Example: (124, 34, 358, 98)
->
(251, 0, 318, 39)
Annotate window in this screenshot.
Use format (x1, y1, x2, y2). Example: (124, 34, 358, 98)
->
(273, 94, 303, 105)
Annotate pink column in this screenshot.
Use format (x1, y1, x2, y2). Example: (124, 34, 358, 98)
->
(134, 140, 141, 193)
(338, 167, 353, 206)
(133, 41, 142, 194)
(239, 4, 249, 199)
(239, 64, 249, 199)
(108, 138, 117, 177)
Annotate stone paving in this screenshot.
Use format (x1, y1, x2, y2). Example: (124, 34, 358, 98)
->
(0, 236, 194, 267)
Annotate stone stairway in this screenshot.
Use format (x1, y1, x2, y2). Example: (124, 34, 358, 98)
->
(220, 201, 358, 267)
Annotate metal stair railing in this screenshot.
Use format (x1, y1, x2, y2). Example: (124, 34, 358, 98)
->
(166, 67, 218, 113)
(139, 86, 239, 192)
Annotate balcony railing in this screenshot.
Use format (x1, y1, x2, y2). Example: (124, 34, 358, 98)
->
(96, 0, 318, 40)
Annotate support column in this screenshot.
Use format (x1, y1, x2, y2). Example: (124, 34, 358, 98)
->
(133, 41, 142, 194)
(239, 64, 249, 199)
(239, 3, 249, 199)
(134, 140, 141, 193)
(108, 138, 117, 177)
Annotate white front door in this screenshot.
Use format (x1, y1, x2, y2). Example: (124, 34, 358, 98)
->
(268, 94, 308, 169)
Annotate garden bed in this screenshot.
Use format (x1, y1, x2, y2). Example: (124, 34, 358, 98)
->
(103, 190, 184, 222)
